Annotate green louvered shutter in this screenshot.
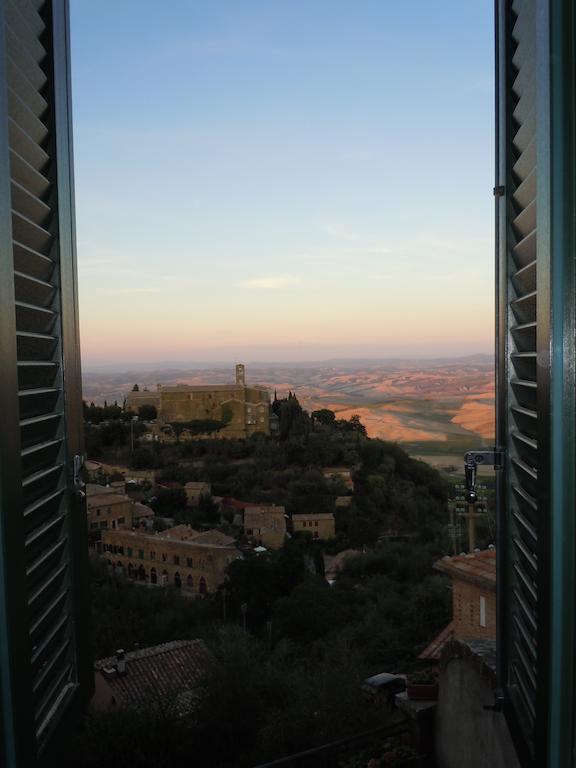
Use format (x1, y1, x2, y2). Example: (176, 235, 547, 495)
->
(497, 0, 540, 754)
(0, 2, 92, 766)
(497, 1, 576, 766)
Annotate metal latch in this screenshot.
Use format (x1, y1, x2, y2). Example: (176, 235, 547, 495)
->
(73, 453, 86, 500)
(464, 449, 504, 504)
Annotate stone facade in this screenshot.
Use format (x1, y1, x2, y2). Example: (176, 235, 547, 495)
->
(452, 579, 496, 641)
(292, 512, 336, 540)
(87, 493, 134, 532)
(126, 364, 270, 440)
(97, 525, 238, 594)
(185, 481, 212, 506)
(322, 467, 354, 490)
(244, 504, 286, 549)
(434, 549, 496, 642)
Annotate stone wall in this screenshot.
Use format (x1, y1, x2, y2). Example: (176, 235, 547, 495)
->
(435, 640, 520, 768)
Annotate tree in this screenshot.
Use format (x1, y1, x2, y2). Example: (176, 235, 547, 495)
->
(138, 404, 158, 421)
(311, 409, 336, 426)
(152, 488, 187, 517)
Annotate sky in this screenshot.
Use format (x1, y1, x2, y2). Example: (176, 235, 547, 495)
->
(71, 1, 495, 368)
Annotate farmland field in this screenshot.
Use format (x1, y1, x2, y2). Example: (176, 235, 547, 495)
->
(82, 355, 495, 469)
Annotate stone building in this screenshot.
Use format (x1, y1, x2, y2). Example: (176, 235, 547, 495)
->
(434, 548, 496, 642)
(93, 640, 209, 717)
(243, 504, 287, 549)
(322, 467, 354, 491)
(87, 486, 154, 533)
(419, 548, 497, 664)
(292, 512, 336, 540)
(87, 492, 134, 532)
(126, 364, 271, 440)
(97, 524, 238, 594)
(185, 481, 212, 506)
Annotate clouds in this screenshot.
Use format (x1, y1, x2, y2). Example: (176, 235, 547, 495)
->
(240, 274, 301, 289)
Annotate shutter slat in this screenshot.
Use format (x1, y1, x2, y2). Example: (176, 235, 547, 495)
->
(512, 197, 536, 239)
(11, 182, 51, 226)
(511, 290, 536, 323)
(11, 211, 52, 253)
(6, 56, 47, 114)
(512, 614, 537, 665)
(10, 150, 50, 199)
(512, 259, 536, 293)
(512, 228, 536, 269)
(14, 242, 54, 283)
(1, 0, 88, 757)
(14, 271, 56, 306)
(8, 117, 49, 173)
(28, 561, 67, 610)
(8, 87, 48, 144)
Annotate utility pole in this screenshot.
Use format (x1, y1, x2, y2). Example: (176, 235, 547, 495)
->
(453, 482, 488, 552)
(130, 415, 138, 453)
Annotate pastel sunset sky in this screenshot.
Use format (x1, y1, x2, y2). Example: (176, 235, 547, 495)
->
(71, 1, 494, 367)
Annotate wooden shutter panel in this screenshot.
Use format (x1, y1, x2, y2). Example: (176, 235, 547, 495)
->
(0, 2, 92, 766)
(497, 1, 576, 766)
(498, 0, 539, 749)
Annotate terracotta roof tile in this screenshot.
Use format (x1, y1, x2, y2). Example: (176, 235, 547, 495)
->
(87, 493, 130, 507)
(434, 549, 496, 589)
(418, 621, 455, 661)
(95, 640, 210, 716)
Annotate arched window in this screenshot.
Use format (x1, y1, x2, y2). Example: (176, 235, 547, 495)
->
(150, 567, 157, 584)
(199, 577, 207, 595)
(186, 575, 194, 589)
(161, 570, 168, 586)
(115, 561, 123, 575)
(137, 565, 146, 581)
(127, 563, 135, 578)
(174, 572, 182, 588)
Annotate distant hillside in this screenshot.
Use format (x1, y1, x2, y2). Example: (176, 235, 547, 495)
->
(82, 358, 494, 454)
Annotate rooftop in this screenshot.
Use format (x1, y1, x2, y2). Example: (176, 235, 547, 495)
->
(159, 383, 267, 392)
(95, 640, 209, 716)
(86, 483, 117, 497)
(293, 512, 335, 520)
(220, 497, 253, 510)
(192, 530, 236, 546)
(104, 525, 237, 549)
(87, 493, 131, 507)
(434, 548, 496, 590)
(417, 621, 456, 661)
(132, 502, 154, 517)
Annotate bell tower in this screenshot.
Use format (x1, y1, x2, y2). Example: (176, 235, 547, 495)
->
(235, 363, 246, 386)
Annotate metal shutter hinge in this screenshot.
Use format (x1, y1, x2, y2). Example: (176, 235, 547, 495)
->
(73, 454, 86, 500)
(493, 185, 506, 196)
(464, 449, 504, 504)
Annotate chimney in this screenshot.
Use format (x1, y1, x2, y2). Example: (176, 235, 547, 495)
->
(116, 649, 126, 676)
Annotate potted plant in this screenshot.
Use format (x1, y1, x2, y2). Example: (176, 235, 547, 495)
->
(406, 667, 439, 700)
